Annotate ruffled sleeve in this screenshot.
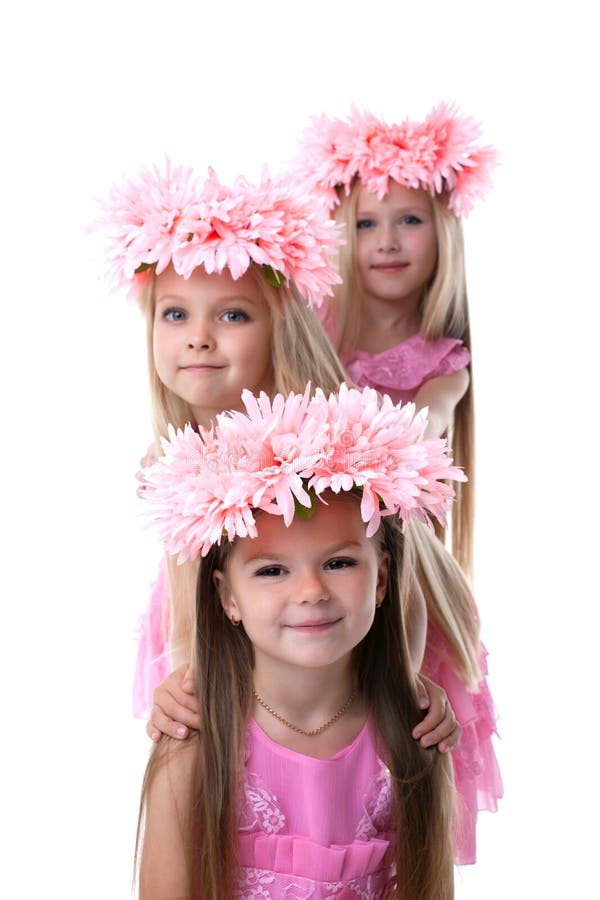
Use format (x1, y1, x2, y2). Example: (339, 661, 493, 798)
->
(345, 334, 470, 404)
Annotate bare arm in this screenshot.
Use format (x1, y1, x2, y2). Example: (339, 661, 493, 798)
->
(404, 544, 461, 754)
(168, 557, 198, 670)
(413, 369, 469, 439)
(404, 578, 427, 672)
(139, 740, 196, 899)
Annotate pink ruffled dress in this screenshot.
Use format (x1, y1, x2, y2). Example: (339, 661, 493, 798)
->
(423, 621, 502, 865)
(236, 718, 395, 898)
(132, 557, 171, 717)
(346, 332, 502, 865)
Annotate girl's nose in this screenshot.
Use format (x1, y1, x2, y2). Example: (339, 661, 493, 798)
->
(186, 325, 215, 350)
(296, 570, 328, 604)
(378, 223, 399, 252)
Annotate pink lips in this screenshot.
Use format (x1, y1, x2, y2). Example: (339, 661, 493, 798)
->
(287, 618, 341, 633)
(181, 364, 224, 373)
(371, 262, 409, 272)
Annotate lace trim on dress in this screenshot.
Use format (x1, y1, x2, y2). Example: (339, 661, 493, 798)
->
(236, 761, 395, 896)
(355, 763, 393, 840)
(240, 761, 392, 841)
(233, 867, 395, 899)
(240, 771, 287, 834)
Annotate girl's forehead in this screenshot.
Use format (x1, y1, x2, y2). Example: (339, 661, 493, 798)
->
(154, 264, 265, 306)
(357, 180, 433, 211)
(231, 497, 372, 559)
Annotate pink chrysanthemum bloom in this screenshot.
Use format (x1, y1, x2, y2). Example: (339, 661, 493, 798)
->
(142, 384, 466, 561)
(306, 384, 466, 536)
(93, 160, 204, 296)
(294, 102, 498, 216)
(92, 162, 341, 307)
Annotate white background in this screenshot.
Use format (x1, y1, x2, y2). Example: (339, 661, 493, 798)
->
(2, 1, 598, 896)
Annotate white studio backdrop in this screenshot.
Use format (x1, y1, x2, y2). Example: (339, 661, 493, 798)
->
(1, 1, 597, 897)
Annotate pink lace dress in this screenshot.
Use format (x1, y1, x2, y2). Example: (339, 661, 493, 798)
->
(236, 718, 396, 898)
(346, 332, 502, 865)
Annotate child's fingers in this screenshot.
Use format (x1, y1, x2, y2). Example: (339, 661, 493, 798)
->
(412, 703, 442, 741)
(156, 692, 201, 728)
(412, 685, 461, 749)
(438, 726, 462, 754)
(412, 685, 449, 740)
(419, 718, 462, 752)
(146, 718, 166, 742)
(147, 701, 200, 741)
(146, 665, 200, 740)
(146, 708, 188, 741)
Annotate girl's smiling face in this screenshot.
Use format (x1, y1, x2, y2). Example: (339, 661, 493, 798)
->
(152, 265, 274, 424)
(215, 497, 389, 679)
(355, 180, 438, 310)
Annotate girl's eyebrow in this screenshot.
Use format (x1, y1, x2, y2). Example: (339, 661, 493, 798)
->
(357, 204, 429, 216)
(155, 293, 259, 306)
(241, 552, 288, 567)
(321, 540, 363, 554)
(242, 540, 363, 565)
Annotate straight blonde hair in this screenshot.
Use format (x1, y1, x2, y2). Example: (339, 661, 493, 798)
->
(322, 179, 477, 656)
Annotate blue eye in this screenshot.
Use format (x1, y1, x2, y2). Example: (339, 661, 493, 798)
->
(356, 219, 374, 230)
(221, 309, 249, 323)
(401, 215, 423, 225)
(163, 307, 187, 322)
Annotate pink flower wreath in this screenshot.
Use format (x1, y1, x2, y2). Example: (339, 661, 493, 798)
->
(93, 162, 342, 306)
(294, 102, 498, 217)
(142, 383, 466, 562)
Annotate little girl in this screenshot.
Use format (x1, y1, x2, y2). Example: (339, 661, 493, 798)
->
(137, 384, 461, 900)
(295, 102, 498, 575)
(294, 104, 502, 863)
(94, 161, 459, 748)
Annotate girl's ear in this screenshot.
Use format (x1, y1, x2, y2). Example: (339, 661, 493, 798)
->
(376, 549, 390, 606)
(213, 569, 241, 623)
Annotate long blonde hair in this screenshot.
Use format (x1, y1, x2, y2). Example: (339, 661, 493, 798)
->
(138, 265, 348, 662)
(324, 179, 475, 579)
(138, 505, 455, 900)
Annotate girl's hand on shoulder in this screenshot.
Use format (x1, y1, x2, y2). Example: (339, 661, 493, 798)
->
(136, 443, 157, 499)
(412, 674, 461, 753)
(146, 663, 200, 742)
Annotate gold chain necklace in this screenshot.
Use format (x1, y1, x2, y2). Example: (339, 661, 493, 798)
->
(252, 688, 357, 737)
